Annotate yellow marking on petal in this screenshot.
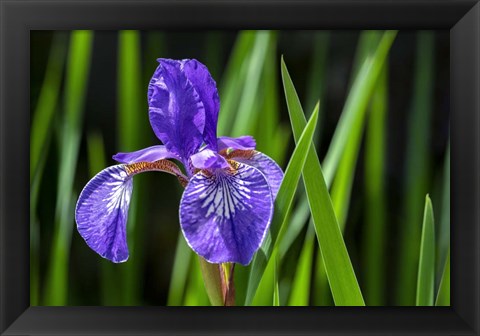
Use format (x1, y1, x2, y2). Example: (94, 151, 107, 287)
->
(227, 159, 240, 172)
(125, 159, 188, 187)
(224, 149, 255, 161)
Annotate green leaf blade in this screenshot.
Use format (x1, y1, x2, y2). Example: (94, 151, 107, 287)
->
(397, 31, 435, 305)
(288, 224, 315, 306)
(281, 57, 365, 306)
(167, 232, 193, 306)
(245, 103, 319, 305)
(416, 195, 436, 306)
(435, 250, 450, 306)
(43, 30, 94, 306)
(322, 31, 397, 186)
(362, 51, 389, 306)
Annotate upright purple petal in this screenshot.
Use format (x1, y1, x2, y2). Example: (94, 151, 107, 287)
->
(179, 163, 273, 265)
(217, 136, 256, 151)
(182, 59, 220, 151)
(113, 145, 177, 164)
(228, 150, 283, 199)
(190, 148, 229, 170)
(148, 59, 205, 160)
(75, 165, 133, 263)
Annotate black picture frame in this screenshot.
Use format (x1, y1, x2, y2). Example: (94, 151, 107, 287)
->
(1, 0, 479, 335)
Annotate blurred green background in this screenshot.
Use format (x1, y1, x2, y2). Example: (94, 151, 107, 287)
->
(30, 30, 450, 306)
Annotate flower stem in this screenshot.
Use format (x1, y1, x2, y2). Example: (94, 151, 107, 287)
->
(198, 257, 236, 306)
(221, 263, 236, 306)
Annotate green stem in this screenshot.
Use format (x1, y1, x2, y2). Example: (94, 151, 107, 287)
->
(198, 257, 235, 306)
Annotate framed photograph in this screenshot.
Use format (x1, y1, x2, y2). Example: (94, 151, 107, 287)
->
(1, 0, 479, 335)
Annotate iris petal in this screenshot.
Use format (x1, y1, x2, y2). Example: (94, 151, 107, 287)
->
(217, 135, 256, 151)
(227, 150, 284, 199)
(148, 59, 205, 161)
(75, 165, 133, 263)
(182, 59, 220, 151)
(190, 148, 230, 170)
(113, 145, 177, 164)
(76, 160, 188, 263)
(179, 163, 273, 265)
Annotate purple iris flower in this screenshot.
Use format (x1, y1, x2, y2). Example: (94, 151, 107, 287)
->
(75, 58, 283, 266)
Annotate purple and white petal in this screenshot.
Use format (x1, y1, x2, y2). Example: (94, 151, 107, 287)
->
(229, 151, 283, 199)
(148, 59, 205, 160)
(75, 165, 133, 263)
(182, 59, 220, 151)
(217, 136, 256, 151)
(113, 145, 177, 164)
(179, 163, 273, 265)
(190, 148, 229, 170)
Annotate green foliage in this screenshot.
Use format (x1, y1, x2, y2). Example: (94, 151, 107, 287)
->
(288, 225, 315, 306)
(362, 47, 388, 306)
(43, 30, 94, 305)
(198, 257, 225, 306)
(435, 249, 450, 306)
(397, 31, 435, 305)
(281, 58, 364, 306)
(118, 30, 148, 305)
(30, 32, 68, 306)
(321, 31, 397, 185)
(31, 30, 449, 307)
(416, 195, 435, 306)
(331, 30, 383, 230)
(167, 232, 193, 306)
(246, 103, 319, 305)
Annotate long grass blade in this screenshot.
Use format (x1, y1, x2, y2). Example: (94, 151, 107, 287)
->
(251, 248, 278, 306)
(281, 57, 364, 306)
(321, 31, 397, 185)
(183, 256, 210, 306)
(117, 30, 149, 305)
(311, 31, 395, 307)
(167, 232, 193, 305)
(330, 31, 382, 229)
(217, 31, 256, 135)
(304, 31, 330, 147)
(231, 31, 272, 137)
(30, 32, 68, 305)
(435, 249, 450, 306)
(397, 31, 435, 305)
(245, 103, 319, 305)
(43, 30, 94, 305)
(312, 249, 333, 305)
(288, 224, 315, 306)
(416, 195, 435, 306)
(273, 256, 280, 306)
(278, 194, 310, 260)
(30, 33, 68, 182)
(255, 32, 281, 159)
(362, 51, 388, 306)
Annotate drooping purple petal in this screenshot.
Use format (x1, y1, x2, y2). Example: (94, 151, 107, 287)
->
(179, 163, 273, 265)
(148, 59, 205, 160)
(190, 148, 229, 170)
(75, 165, 133, 263)
(76, 160, 189, 263)
(228, 150, 283, 199)
(217, 136, 256, 151)
(113, 145, 177, 164)
(182, 59, 220, 151)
